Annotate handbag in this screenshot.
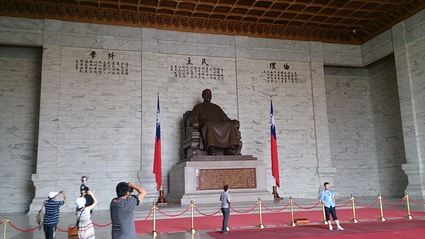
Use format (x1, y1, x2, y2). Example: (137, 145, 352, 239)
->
(75, 208, 85, 229)
(36, 201, 46, 230)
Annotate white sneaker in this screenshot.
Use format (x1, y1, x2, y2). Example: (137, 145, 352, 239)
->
(337, 226, 344, 231)
(329, 225, 333, 231)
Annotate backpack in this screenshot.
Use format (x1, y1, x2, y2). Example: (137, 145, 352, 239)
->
(36, 201, 46, 229)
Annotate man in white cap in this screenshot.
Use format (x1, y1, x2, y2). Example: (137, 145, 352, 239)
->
(44, 191, 66, 239)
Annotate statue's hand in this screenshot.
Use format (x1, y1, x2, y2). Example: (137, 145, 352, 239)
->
(231, 119, 240, 125)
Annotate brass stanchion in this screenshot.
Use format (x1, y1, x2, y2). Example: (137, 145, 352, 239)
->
(151, 203, 158, 237)
(257, 197, 265, 229)
(3, 216, 9, 239)
(188, 200, 196, 234)
(289, 196, 296, 227)
(351, 194, 358, 223)
(321, 201, 328, 225)
(405, 192, 413, 220)
(378, 193, 386, 222)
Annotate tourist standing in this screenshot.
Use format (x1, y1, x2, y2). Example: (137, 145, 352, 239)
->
(320, 182, 344, 231)
(75, 190, 98, 239)
(80, 176, 94, 213)
(44, 191, 67, 239)
(110, 182, 147, 239)
(220, 185, 231, 234)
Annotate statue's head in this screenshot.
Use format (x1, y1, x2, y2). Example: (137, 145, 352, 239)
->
(202, 89, 212, 102)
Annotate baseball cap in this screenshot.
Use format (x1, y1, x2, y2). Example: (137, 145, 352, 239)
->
(81, 185, 89, 192)
(48, 191, 58, 199)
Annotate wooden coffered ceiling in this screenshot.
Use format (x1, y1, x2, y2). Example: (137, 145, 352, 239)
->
(1, 0, 425, 44)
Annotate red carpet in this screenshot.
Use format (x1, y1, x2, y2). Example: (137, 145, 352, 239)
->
(207, 220, 425, 239)
(135, 208, 425, 234)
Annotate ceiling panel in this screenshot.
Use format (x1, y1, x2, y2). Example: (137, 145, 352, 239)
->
(1, 0, 424, 44)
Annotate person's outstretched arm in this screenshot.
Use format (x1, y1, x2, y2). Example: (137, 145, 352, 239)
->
(86, 191, 98, 211)
(61, 191, 67, 204)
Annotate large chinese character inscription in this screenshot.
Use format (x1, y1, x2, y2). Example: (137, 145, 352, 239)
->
(196, 168, 257, 190)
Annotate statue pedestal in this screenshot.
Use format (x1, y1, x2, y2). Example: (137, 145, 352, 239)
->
(168, 155, 272, 205)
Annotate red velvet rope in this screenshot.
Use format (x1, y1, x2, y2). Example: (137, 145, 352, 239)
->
(355, 198, 379, 208)
(382, 198, 406, 207)
(230, 203, 257, 213)
(293, 200, 321, 210)
(157, 206, 190, 217)
(195, 207, 221, 216)
(410, 198, 425, 205)
(56, 226, 69, 232)
(337, 199, 351, 207)
(0, 220, 3, 225)
(142, 208, 153, 221)
(7, 221, 40, 232)
(262, 202, 290, 212)
(92, 221, 113, 227)
(5, 195, 423, 235)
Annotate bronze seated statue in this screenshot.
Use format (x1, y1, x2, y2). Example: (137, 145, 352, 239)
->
(182, 89, 242, 159)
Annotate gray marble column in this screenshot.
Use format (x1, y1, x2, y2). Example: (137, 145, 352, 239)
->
(309, 42, 336, 189)
(392, 21, 425, 199)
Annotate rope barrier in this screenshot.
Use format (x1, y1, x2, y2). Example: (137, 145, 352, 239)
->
(7, 221, 40, 233)
(1, 193, 424, 236)
(382, 198, 406, 207)
(355, 198, 379, 208)
(92, 221, 113, 227)
(56, 226, 69, 233)
(262, 202, 290, 213)
(142, 208, 153, 221)
(337, 199, 351, 208)
(195, 207, 221, 216)
(157, 206, 190, 217)
(410, 198, 425, 205)
(230, 203, 257, 214)
(293, 200, 321, 210)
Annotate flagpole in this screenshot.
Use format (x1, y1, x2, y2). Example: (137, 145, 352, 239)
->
(270, 97, 282, 200)
(154, 93, 167, 205)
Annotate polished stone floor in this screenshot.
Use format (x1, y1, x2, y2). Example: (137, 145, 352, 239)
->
(1, 197, 423, 239)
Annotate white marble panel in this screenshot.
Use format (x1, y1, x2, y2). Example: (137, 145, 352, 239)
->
(362, 30, 393, 66)
(236, 57, 318, 197)
(325, 66, 381, 196)
(323, 43, 362, 66)
(0, 17, 43, 46)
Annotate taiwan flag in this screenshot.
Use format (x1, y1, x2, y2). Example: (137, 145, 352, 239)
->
(153, 95, 162, 191)
(270, 100, 280, 187)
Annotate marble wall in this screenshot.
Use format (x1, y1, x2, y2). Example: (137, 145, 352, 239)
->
(369, 56, 407, 196)
(0, 8, 425, 213)
(325, 67, 381, 196)
(393, 15, 425, 198)
(0, 46, 42, 212)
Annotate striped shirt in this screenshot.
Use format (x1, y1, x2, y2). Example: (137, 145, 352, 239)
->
(44, 199, 64, 225)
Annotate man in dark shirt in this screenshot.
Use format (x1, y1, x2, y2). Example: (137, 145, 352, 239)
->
(79, 176, 94, 213)
(81, 185, 94, 213)
(44, 191, 66, 239)
(110, 182, 147, 239)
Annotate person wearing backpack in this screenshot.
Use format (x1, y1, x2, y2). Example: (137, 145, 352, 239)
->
(44, 191, 67, 239)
